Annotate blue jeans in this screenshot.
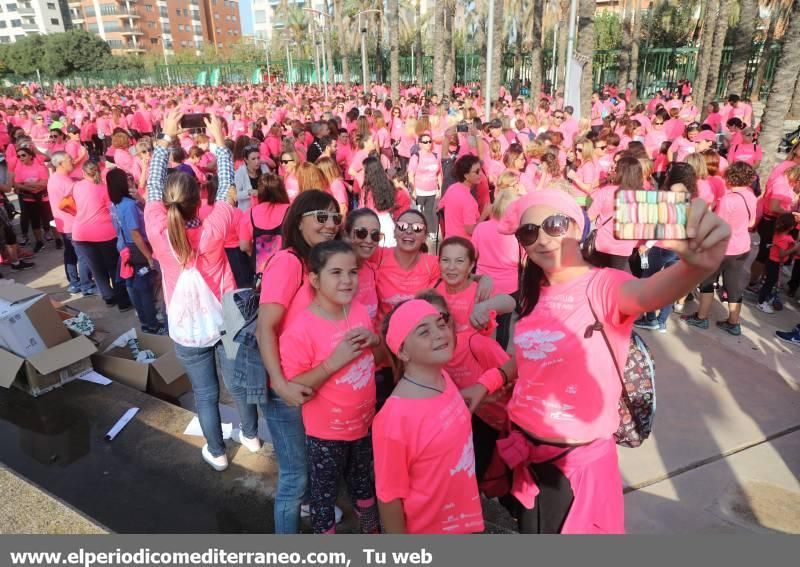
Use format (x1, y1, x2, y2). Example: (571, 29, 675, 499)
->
(265, 387, 307, 534)
(125, 267, 160, 331)
(174, 342, 226, 458)
(73, 238, 129, 306)
(63, 234, 93, 291)
(217, 347, 266, 441)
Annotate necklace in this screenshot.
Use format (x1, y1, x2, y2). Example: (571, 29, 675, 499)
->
(312, 301, 351, 329)
(401, 375, 444, 394)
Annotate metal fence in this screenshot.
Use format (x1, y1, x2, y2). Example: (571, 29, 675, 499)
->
(2, 43, 782, 101)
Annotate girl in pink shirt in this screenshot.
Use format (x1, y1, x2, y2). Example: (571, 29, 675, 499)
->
(373, 300, 485, 534)
(489, 187, 730, 533)
(280, 241, 381, 534)
(343, 209, 381, 324)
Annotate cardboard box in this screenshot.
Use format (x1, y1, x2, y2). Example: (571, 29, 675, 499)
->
(0, 335, 98, 397)
(0, 283, 72, 358)
(91, 333, 190, 403)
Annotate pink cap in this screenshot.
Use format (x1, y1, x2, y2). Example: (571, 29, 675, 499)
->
(497, 189, 586, 236)
(385, 300, 441, 355)
(695, 130, 716, 142)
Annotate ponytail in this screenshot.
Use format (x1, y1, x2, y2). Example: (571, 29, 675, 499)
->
(164, 172, 200, 266)
(83, 160, 101, 184)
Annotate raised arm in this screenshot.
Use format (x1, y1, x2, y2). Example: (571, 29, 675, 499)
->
(204, 115, 233, 202)
(147, 109, 182, 202)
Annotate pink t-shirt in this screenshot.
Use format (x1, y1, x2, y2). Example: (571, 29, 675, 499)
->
(329, 178, 349, 210)
(471, 218, 520, 295)
(350, 149, 370, 190)
(717, 189, 757, 256)
(65, 139, 87, 172)
(145, 201, 236, 306)
(696, 178, 716, 208)
(669, 137, 695, 162)
(281, 301, 376, 441)
(238, 202, 289, 244)
(438, 182, 479, 239)
(728, 143, 762, 167)
(435, 280, 478, 335)
(258, 248, 313, 335)
(588, 184, 635, 257)
(408, 151, 441, 195)
(356, 262, 379, 323)
(444, 332, 511, 431)
(46, 172, 76, 234)
(769, 233, 795, 264)
(72, 180, 117, 242)
(224, 207, 244, 248)
(591, 101, 604, 126)
(509, 268, 635, 441)
(372, 372, 485, 534)
(374, 248, 440, 320)
(575, 161, 600, 193)
(12, 161, 50, 202)
(766, 174, 797, 215)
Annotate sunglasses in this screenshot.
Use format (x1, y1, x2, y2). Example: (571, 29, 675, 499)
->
(352, 227, 381, 242)
(514, 214, 572, 247)
(654, 121, 664, 125)
(303, 210, 342, 225)
(553, 115, 564, 120)
(280, 159, 293, 164)
(17, 152, 32, 158)
(395, 221, 426, 234)
(419, 139, 432, 144)
(596, 144, 607, 150)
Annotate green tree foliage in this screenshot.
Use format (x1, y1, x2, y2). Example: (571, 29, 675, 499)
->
(3, 34, 47, 75)
(641, 1, 700, 48)
(594, 11, 623, 50)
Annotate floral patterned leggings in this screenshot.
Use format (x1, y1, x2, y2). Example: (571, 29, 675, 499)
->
(306, 434, 381, 534)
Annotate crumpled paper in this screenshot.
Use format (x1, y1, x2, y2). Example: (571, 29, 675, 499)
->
(64, 312, 95, 336)
(105, 328, 156, 363)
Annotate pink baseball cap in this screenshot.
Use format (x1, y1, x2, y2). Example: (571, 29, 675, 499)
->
(695, 130, 716, 142)
(385, 300, 441, 355)
(498, 188, 586, 236)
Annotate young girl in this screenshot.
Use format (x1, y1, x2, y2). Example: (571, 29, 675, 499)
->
(279, 241, 381, 534)
(757, 213, 799, 314)
(373, 299, 485, 534)
(344, 209, 382, 323)
(435, 236, 515, 337)
(485, 188, 729, 533)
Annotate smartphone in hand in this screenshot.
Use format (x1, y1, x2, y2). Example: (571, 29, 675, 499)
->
(180, 113, 210, 130)
(614, 189, 689, 240)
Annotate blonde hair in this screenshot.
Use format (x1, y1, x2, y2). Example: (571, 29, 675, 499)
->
(404, 118, 418, 136)
(111, 131, 130, 149)
(575, 138, 596, 162)
(164, 173, 201, 266)
(83, 161, 101, 184)
(316, 156, 342, 186)
(489, 139, 503, 160)
(638, 157, 654, 181)
(524, 140, 547, 160)
(786, 164, 800, 185)
(491, 188, 519, 220)
(296, 162, 328, 192)
(495, 171, 522, 194)
(686, 153, 708, 179)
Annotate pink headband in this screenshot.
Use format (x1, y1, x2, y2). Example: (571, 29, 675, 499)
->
(386, 300, 441, 355)
(497, 188, 586, 236)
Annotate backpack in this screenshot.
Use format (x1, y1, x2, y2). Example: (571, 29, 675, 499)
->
(167, 255, 225, 349)
(584, 272, 656, 448)
(250, 207, 286, 276)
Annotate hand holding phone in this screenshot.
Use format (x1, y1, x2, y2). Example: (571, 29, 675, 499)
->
(614, 189, 689, 240)
(180, 113, 210, 130)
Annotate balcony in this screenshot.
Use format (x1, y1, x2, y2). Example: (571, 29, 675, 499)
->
(120, 26, 144, 36)
(18, 4, 36, 16)
(21, 20, 38, 31)
(116, 11, 141, 19)
(123, 45, 146, 53)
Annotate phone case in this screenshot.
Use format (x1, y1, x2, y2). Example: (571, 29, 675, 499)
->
(614, 189, 689, 240)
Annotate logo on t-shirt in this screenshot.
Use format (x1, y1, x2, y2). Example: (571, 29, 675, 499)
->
(450, 436, 476, 478)
(515, 330, 566, 360)
(335, 356, 374, 390)
(384, 293, 414, 307)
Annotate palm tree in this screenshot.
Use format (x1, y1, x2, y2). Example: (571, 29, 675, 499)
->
(322, 0, 335, 86)
(576, 0, 594, 118)
(556, 0, 569, 90)
(628, 0, 642, 103)
(727, 0, 758, 96)
(433, 1, 445, 95)
(757, 0, 800, 176)
(702, 0, 733, 107)
(415, 0, 423, 86)
(693, 0, 719, 110)
(443, 0, 456, 94)
(530, 0, 544, 95)
(389, 0, 400, 100)
(334, 0, 350, 85)
(490, 0, 504, 105)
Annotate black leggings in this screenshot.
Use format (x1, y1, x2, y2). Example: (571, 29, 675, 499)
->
(472, 414, 500, 483)
(20, 199, 52, 236)
(756, 216, 777, 263)
(306, 435, 380, 534)
(699, 252, 749, 303)
(758, 259, 781, 304)
(517, 458, 575, 534)
(415, 195, 437, 234)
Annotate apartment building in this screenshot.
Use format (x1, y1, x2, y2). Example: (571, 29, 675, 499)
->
(0, 0, 69, 43)
(67, 0, 242, 56)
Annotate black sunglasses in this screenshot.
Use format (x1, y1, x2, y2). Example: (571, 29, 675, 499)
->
(514, 214, 572, 247)
(303, 210, 342, 225)
(419, 139, 432, 144)
(396, 221, 426, 234)
(280, 159, 293, 164)
(352, 227, 381, 242)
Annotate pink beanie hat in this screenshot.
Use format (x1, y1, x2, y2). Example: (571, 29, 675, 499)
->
(497, 189, 586, 236)
(386, 300, 441, 355)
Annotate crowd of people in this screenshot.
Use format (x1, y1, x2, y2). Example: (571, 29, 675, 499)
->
(0, 77, 798, 535)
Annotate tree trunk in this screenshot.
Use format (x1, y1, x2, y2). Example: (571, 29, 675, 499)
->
(702, 0, 732, 107)
(620, 0, 632, 85)
(530, 0, 544, 96)
(576, 0, 595, 119)
(490, 0, 504, 104)
(390, 0, 400, 101)
(415, 0, 423, 86)
(757, 0, 800, 177)
(334, 0, 349, 86)
(727, 0, 757, 96)
(476, 7, 487, 91)
(629, 0, 642, 103)
(512, 26, 523, 97)
(322, 0, 335, 88)
(753, 14, 778, 102)
(433, 0, 445, 96)
(790, 75, 800, 118)
(444, 0, 456, 95)
(374, 12, 384, 84)
(557, 0, 569, 92)
(693, 0, 719, 110)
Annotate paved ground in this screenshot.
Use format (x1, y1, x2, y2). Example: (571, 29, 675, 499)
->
(0, 233, 798, 534)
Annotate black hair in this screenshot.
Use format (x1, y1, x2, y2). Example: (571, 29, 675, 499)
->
(106, 167, 132, 205)
(172, 147, 187, 163)
(454, 154, 481, 182)
(661, 161, 698, 197)
(282, 189, 340, 264)
(438, 236, 477, 264)
(776, 213, 795, 234)
(309, 240, 356, 275)
(363, 156, 395, 212)
(344, 207, 380, 234)
(256, 173, 290, 205)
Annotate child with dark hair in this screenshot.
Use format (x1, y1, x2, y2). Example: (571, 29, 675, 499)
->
(757, 213, 800, 314)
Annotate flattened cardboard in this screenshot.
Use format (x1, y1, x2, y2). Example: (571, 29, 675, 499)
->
(0, 283, 44, 305)
(0, 348, 25, 388)
(26, 336, 98, 375)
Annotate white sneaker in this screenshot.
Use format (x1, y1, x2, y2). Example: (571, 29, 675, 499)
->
(300, 504, 344, 523)
(673, 302, 685, 314)
(231, 428, 262, 453)
(201, 444, 229, 471)
(757, 301, 775, 314)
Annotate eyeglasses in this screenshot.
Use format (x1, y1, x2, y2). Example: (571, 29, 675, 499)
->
(17, 152, 32, 158)
(395, 221, 426, 234)
(596, 144, 607, 150)
(303, 210, 342, 225)
(419, 139, 432, 144)
(514, 214, 572, 246)
(352, 227, 382, 242)
(553, 115, 564, 120)
(653, 121, 664, 125)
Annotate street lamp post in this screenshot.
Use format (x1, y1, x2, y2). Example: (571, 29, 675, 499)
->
(355, 9, 381, 96)
(485, 0, 495, 119)
(303, 8, 331, 101)
(253, 37, 271, 84)
(563, 0, 578, 107)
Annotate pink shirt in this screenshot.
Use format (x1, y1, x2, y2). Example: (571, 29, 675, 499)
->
(374, 249, 440, 320)
(438, 182, 479, 239)
(588, 185, 635, 257)
(696, 178, 716, 207)
(769, 233, 795, 264)
(144, 201, 236, 306)
(258, 248, 313, 335)
(471, 218, 520, 295)
(46, 172, 76, 234)
(644, 129, 668, 159)
(72, 180, 118, 242)
(239, 202, 289, 244)
(435, 281, 478, 335)
(408, 151, 441, 195)
(509, 268, 635, 441)
(766, 173, 797, 215)
(728, 143, 762, 166)
(372, 372, 485, 534)
(65, 139, 87, 173)
(281, 301, 376, 441)
(716, 189, 757, 256)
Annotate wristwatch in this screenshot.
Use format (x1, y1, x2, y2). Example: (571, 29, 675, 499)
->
(159, 133, 173, 143)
